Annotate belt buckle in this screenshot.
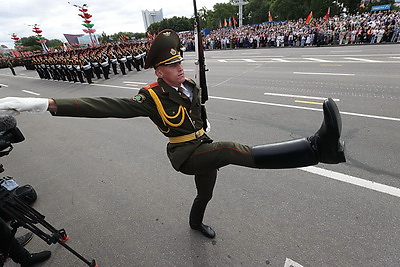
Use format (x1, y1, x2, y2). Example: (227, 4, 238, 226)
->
(195, 130, 200, 138)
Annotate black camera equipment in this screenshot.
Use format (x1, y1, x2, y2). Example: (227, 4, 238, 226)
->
(0, 115, 97, 267)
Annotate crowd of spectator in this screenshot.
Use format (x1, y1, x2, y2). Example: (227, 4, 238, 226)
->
(1, 10, 399, 70)
(179, 10, 400, 50)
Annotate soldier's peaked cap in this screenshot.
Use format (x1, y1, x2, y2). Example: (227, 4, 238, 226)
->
(144, 29, 183, 69)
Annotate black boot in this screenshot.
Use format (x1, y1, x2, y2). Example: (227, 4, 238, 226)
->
(20, 251, 51, 267)
(252, 98, 345, 168)
(308, 98, 345, 164)
(189, 199, 216, 239)
(190, 223, 216, 239)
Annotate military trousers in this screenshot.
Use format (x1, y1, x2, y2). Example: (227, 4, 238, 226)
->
(180, 141, 256, 227)
(179, 141, 256, 175)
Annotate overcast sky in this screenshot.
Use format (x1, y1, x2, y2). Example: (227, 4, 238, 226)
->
(0, 0, 227, 48)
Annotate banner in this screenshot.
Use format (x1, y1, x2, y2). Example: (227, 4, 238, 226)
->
(371, 4, 391, 11)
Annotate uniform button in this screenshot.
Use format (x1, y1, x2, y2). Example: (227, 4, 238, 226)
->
(193, 121, 196, 124)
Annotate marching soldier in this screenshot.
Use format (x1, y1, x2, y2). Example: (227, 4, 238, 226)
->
(107, 49, 119, 75)
(132, 45, 142, 72)
(66, 54, 78, 83)
(47, 55, 58, 81)
(121, 45, 132, 72)
(80, 54, 93, 84)
(115, 47, 127, 75)
(90, 52, 102, 80)
(73, 55, 85, 83)
(55, 55, 66, 82)
(125, 46, 134, 72)
(5, 57, 16, 76)
(31, 56, 44, 79)
(99, 52, 110, 80)
(61, 54, 73, 82)
(40, 55, 51, 80)
(0, 30, 346, 239)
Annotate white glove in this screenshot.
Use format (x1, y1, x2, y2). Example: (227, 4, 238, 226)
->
(0, 97, 49, 115)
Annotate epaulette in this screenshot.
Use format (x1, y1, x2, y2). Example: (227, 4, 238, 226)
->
(142, 82, 159, 90)
(185, 77, 196, 86)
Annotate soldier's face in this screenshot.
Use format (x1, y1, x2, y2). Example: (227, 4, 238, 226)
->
(155, 62, 185, 87)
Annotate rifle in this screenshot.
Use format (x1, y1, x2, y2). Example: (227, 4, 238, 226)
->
(193, 0, 209, 131)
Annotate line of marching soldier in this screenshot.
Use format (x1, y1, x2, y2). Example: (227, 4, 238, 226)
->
(29, 42, 149, 84)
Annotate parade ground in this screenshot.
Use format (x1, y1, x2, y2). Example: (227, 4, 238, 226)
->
(0, 44, 399, 266)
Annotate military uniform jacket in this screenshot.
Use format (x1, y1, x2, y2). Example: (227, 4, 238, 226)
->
(51, 78, 210, 171)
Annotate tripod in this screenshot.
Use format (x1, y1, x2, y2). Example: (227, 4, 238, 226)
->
(0, 186, 97, 267)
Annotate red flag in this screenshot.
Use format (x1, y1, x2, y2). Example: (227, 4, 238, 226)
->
(324, 7, 330, 22)
(305, 11, 313, 24)
(232, 16, 237, 25)
(224, 18, 227, 27)
(268, 11, 273, 22)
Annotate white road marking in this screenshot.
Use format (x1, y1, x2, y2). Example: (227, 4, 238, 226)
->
(241, 52, 261, 55)
(340, 110, 400, 122)
(93, 84, 139, 90)
(302, 53, 397, 57)
(243, 59, 256, 62)
(0, 84, 9, 87)
(123, 81, 147, 85)
(303, 57, 333, 62)
(271, 58, 290, 62)
(0, 74, 40, 80)
(284, 258, 304, 267)
(293, 71, 355, 76)
(22, 90, 40, 96)
(344, 57, 382, 62)
(264, 92, 340, 102)
(210, 95, 400, 122)
(299, 166, 400, 198)
(324, 50, 363, 53)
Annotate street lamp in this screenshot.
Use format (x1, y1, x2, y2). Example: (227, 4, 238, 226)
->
(232, 0, 248, 27)
(29, 24, 49, 52)
(10, 33, 24, 52)
(70, 3, 97, 47)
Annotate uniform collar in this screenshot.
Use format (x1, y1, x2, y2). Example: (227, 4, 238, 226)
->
(157, 78, 198, 108)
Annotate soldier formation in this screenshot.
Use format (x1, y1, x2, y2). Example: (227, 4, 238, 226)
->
(29, 42, 149, 84)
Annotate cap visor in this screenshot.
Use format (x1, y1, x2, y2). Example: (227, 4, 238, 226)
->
(163, 56, 183, 65)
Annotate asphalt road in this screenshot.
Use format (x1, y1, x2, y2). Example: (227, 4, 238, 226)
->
(0, 44, 399, 267)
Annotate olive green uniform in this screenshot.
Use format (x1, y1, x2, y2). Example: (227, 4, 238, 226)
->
(52, 77, 256, 229)
(51, 78, 255, 172)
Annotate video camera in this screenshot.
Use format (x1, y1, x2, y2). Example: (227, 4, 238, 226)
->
(0, 115, 97, 267)
(0, 115, 25, 158)
(0, 115, 36, 214)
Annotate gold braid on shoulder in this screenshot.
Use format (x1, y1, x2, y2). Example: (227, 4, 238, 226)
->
(148, 89, 189, 133)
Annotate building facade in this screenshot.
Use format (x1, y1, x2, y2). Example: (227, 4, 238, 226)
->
(142, 9, 164, 30)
